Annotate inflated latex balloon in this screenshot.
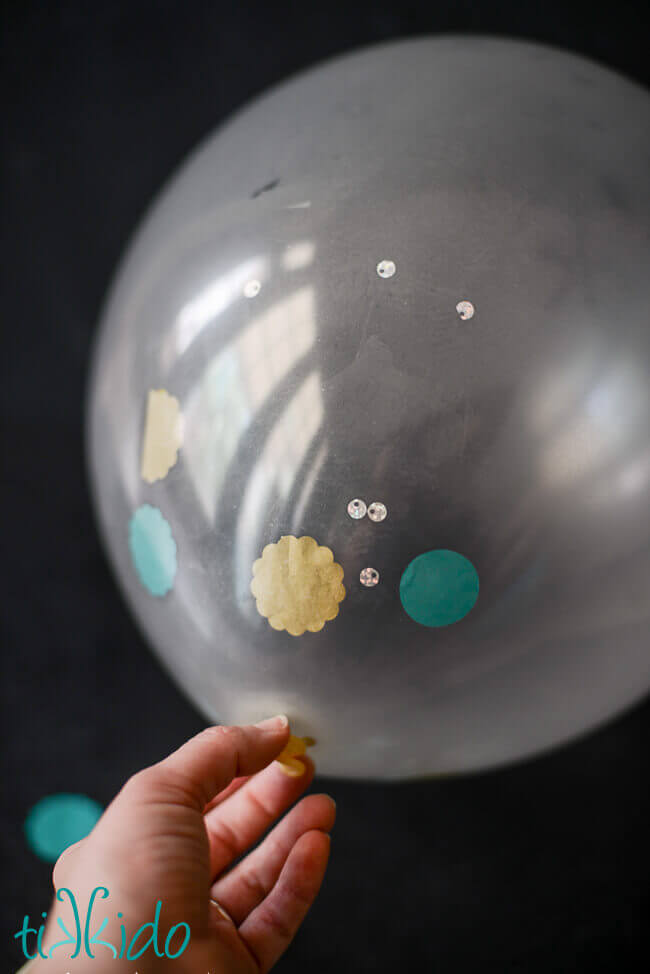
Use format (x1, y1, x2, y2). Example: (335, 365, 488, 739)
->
(87, 37, 650, 779)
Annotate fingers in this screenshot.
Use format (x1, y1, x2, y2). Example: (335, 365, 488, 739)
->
(205, 754, 316, 877)
(124, 717, 290, 811)
(238, 830, 331, 974)
(211, 792, 336, 924)
(203, 774, 252, 813)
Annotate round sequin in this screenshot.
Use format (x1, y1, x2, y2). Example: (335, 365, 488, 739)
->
(367, 501, 387, 522)
(360, 567, 380, 587)
(456, 300, 475, 320)
(243, 279, 261, 298)
(129, 504, 177, 597)
(376, 260, 396, 279)
(400, 549, 479, 627)
(24, 794, 103, 863)
(347, 498, 367, 519)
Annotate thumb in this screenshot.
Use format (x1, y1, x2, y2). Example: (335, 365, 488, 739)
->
(112, 716, 291, 814)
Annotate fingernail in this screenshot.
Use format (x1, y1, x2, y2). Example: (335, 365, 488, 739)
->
(255, 714, 289, 731)
(209, 898, 234, 923)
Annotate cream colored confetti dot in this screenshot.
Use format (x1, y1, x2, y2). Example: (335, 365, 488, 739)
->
(251, 535, 346, 636)
(140, 389, 183, 484)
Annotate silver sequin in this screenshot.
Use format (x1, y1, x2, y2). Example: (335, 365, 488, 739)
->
(360, 567, 380, 587)
(456, 300, 475, 320)
(243, 279, 261, 298)
(367, 502, 387, 522)
(376, 260, 396, 279)
(347, 498, 367, 519)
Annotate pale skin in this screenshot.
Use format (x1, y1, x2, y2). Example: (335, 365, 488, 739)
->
(27, 717, 335, 974)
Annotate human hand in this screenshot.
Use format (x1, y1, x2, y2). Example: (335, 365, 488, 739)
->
(28, 717, 335, 973)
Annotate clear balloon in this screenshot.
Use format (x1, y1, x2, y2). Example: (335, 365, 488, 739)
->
(87, 37, 650, 778)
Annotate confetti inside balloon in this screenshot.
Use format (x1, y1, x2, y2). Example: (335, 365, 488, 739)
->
(400, 549, 480, 627)
(129, 505, 177, 597)
(140, 388, 183, 484)
(251, 535, 346, 636)
(347, 498, 367, 519)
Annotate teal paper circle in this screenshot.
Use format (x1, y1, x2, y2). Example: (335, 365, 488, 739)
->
(400, 549, 479, 627)
(129, 504, 177, 597)
(24, 794, 103, 862)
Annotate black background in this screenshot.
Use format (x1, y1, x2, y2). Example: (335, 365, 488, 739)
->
(2, 1, 649, 971)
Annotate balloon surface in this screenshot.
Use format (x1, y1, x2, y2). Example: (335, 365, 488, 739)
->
(87, 37, 650, 778)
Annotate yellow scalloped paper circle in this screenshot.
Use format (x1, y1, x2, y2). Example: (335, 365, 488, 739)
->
(276, 734, 314, 776)
(251, 535, 346, 636)
(140, 389, 183, 484)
